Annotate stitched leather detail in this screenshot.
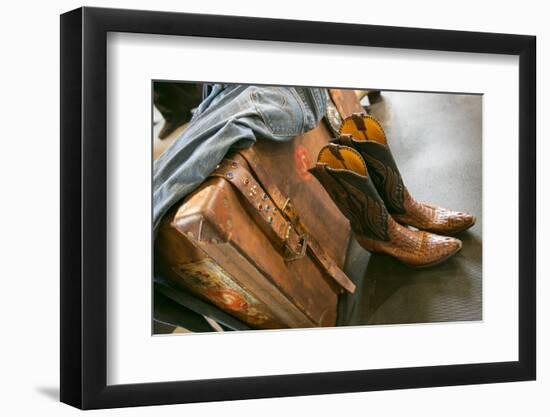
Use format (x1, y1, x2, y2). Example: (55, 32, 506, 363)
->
(339, 113, 387, 144)
(318, 143, 368, 177)
(310, 166, 389, 241)
(360, 148, 405, 214)
(310, 144, 463, 268)
(339, 114, 476, 235)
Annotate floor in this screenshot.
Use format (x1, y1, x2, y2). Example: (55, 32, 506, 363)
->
(338, 90, 483, 326)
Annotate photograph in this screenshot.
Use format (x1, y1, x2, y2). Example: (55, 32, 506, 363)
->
(152, 82, 482, 333)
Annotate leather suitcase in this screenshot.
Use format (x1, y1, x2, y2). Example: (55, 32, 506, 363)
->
(155, 89, 364, 329)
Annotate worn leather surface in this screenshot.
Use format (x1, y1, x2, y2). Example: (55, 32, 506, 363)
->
(210, 156, 356, 293)
(310, 144, 462, 268)
(237, 146, 355, 292)
(155, 103, 358, 329)
(329, 89, 365, 120)
(158, 175, 328, 329)
(340, 113, 476, 235)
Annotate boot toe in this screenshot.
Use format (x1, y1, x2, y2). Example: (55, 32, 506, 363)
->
(383, 228, 463, 268)
(439, 210, 476, 235)
(419, 234, 462, 268)
(428, 206, 477, 235)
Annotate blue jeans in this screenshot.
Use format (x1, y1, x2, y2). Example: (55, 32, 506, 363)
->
(153, 84, 328, 230)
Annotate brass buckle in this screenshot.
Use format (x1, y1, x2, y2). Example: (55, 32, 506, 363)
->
(282, 198, 298, 220)
(281, 198, 307, 261)
(284, 232, 308, 262)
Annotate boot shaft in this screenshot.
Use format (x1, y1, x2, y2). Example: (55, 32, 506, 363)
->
(309, 144, 390, 242)
(339, 113, 407, 214)
(351, 140, 406, 214)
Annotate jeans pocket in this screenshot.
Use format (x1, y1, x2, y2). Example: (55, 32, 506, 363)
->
(250, 87, 305, 137)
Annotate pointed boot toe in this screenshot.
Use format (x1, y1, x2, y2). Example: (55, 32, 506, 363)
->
(392, 200, 477, 235)
(412, 232, 462, 268)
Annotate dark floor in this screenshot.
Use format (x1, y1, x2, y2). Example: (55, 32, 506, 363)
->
(338, 91, 483, 326)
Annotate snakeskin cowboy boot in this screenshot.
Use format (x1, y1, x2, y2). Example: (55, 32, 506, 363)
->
(309, 144, 462, 268)
(338, 113, 476, 235)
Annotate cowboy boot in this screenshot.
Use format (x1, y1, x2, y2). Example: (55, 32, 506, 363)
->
(309, 144, 462, 268)
(338, 113, 476, 235)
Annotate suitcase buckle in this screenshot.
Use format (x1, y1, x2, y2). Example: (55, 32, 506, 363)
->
(284, 233, 308, 262)
(282, 198, 299, 221)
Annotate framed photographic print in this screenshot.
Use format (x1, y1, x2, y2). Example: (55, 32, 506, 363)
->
(60, 6, 536, 409)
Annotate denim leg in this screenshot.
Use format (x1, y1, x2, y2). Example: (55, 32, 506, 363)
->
(153, 85, 327, 231)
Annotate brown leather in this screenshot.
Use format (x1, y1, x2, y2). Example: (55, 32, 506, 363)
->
(328, 89, 365, 119)
(155, 103, 356, 329)
(393, 191, 477, 235)
(157, 159, 340, 330)
(211, 159, 304, 256)
(211, 157, 356, 293)
(238, 148, 355, 293)
(310, 144, 462, 268)
(339, 113, 476, 235)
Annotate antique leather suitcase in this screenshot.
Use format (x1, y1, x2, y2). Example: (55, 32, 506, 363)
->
(155, 89, 364, 329)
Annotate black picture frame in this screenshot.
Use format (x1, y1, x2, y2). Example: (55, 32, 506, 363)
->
(60, 6, 536, 410)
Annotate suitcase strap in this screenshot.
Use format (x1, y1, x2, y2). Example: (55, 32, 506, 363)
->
(211, 159, 309, 261)
(237, 148, 356, 294)
(211, 157, 355, 294)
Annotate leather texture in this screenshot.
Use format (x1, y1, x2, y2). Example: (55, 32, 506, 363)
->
(156, 112, 355, 329)
(339, 113, 476, 235)
(393, 191, 477, 235)
(211, 156, 356, 293)
(310, 144, 462, 268)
